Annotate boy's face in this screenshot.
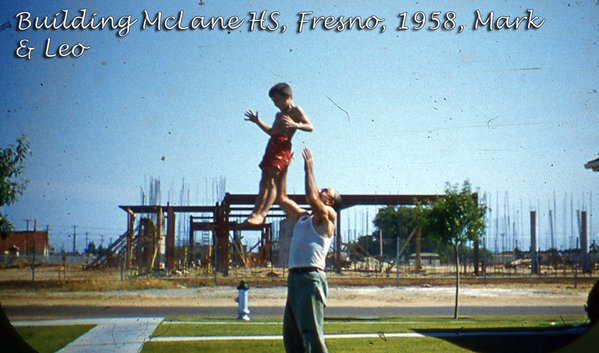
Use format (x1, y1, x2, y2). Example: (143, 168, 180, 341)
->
(270, 93, 291, 111)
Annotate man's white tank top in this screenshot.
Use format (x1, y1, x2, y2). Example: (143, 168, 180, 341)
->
(288, 214, 332, 270)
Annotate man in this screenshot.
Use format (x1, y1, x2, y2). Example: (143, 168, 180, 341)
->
(277, 148, 341, 353)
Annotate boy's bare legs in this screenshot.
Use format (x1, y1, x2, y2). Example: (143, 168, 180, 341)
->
(246, 171, 268, 224)
(275, 166, 291, 210)
(257, 169, 279, 220)
(246, 167, 279, 225)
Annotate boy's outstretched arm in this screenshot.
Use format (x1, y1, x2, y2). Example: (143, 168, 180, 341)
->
(245, 110, 272, 136)
(277, 165, 305, 222)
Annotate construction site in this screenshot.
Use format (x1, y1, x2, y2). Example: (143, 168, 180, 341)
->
(84, 193, 443, 276)
(72, 188, 598, 285)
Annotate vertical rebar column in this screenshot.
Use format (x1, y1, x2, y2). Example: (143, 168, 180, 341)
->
(336, 211, 342, 273)
(216, 202, 230, 276)
(166, 207, 176, 271)
(530, 211, 538, 275)
(188, 216, 194, 266)
(581, 211, 589, 273)
(151, 208, 162, 271)
(473, 193, 480, 276)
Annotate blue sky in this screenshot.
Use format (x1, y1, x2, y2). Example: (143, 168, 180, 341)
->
(1, 1, 598, 253)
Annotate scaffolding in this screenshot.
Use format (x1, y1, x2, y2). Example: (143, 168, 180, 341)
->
(111, 193, 444, 276)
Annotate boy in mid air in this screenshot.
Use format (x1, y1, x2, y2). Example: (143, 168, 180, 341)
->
(244, 82, 313, 225)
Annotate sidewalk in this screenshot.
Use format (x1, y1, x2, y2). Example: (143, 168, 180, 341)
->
(14, 317, 163, 353)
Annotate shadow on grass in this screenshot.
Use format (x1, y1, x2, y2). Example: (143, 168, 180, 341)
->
(412, 325, 588, 353)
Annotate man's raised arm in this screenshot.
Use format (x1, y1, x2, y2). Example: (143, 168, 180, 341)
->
(302, 148, 331, 225)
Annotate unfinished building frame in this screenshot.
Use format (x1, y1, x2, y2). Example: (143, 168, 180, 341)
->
(115, 193, 471, 276)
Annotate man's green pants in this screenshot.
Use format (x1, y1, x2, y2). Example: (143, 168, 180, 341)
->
(283, 269, 328, 353)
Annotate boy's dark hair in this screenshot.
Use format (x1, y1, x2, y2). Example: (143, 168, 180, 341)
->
(269, 82, 292, 98)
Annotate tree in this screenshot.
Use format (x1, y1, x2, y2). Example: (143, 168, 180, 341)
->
(85, 241, 98, 255)
(373, 205, 470, 265)
(373, 206, 419, 260)
(97, 245, 110, 258)
(514, 247, 526, 260)
(346, 234, 377, 261)
(0, 135, 31, 239)
(417, 180, 486, 319)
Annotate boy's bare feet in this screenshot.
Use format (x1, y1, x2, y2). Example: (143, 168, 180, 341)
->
(244, 213, 264, 225)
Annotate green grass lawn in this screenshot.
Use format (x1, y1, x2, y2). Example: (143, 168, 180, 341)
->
(142, 338, 474, 353)
(151, 316, 586, 336)
(15, 325, 95, 353)
(142, 316, 589, 353)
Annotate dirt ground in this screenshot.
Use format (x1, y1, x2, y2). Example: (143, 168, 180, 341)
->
(2, 283, 590, 308)
(0, 264, 595, 309)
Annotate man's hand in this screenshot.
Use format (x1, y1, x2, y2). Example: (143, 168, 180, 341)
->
(302, 148, 314, 171)
(244, 110, 259, 124)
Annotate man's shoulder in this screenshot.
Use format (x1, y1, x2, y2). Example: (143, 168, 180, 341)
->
(313, 206, 336, 226)
(327, 206, 337, 225)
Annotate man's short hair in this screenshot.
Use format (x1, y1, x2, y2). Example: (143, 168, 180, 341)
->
(330, 189, 342, 211)
(269, 82, 292, 98)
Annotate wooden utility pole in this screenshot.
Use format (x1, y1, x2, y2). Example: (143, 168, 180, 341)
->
(415, 227, 422, 272)
(126, 209, 134, 268)
(396, 233, 400, 287)
(379, 230, 383, 261)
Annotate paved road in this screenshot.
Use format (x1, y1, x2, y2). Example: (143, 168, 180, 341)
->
(5, 304, 586, 321)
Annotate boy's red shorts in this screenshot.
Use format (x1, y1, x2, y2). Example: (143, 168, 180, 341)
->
(259, 134, 292, 172)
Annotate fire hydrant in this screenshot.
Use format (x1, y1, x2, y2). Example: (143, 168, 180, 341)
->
(235, 280, 250, 321)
